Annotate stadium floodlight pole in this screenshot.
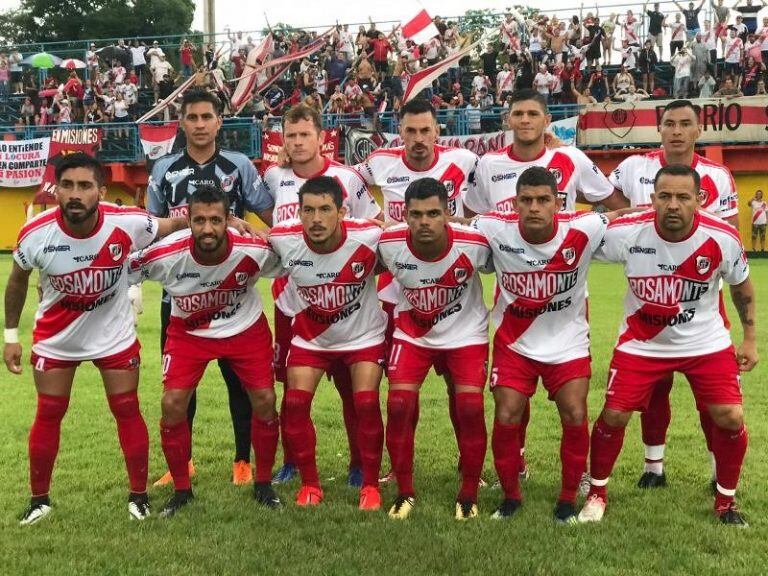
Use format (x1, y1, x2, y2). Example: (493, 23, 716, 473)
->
(204, 0, 216, 45)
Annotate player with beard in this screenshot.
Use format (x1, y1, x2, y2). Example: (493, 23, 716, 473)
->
(268, 177, 386, 510)
(608, 99, 740, 490)
(128, 186, 282, 517)
(465, 89, 627, 483)
(148, 89, 274, 487)
(263, 104, 382, 487)
(579, 164, 756, 527)
(4, 154, 189, 525)
(378, 178, 492, 520)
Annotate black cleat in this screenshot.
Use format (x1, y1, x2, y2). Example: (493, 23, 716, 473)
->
(553, 500, 578, 525)
(637, 471, 667, 489)
(254, 482, 282, 509)
(490, 498, 522, 520)
(716, 503, 749, 528)
(160, 489, 194, 519)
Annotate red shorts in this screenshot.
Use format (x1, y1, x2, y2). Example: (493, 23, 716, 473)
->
(387, 339, 488, 387)
(162, 315, 274, 391)
(287, 343, 387, 372)
(605, 347, 742, 412)
(490, 344, 591, 400)
(31, 340, 141, 372)
(273, 305, 293, 384)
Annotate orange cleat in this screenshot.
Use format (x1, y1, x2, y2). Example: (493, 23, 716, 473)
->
(232, 460, 253, 485)
(153, 459, 196, 488)
(358, 485, 382, 511)
(295, 485, 324, 507)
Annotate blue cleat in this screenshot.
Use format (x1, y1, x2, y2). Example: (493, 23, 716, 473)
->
(272, 463, 298, 484)
(347, 467, 363, 487)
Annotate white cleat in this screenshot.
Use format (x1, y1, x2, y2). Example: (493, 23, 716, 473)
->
(128, 497, 151, 520)
(578, 494, 606, 523)
(19, 502, 52, 526)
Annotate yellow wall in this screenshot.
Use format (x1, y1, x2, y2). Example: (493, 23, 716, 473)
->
(1, 177, 764, 251)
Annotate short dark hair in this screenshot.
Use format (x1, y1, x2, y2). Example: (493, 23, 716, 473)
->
(662, 99, 700, 119)
(516, 166, 558, 197)
(181, 88, 222, 116)
(654, 164, 701, 192)
(55, 154, 105, 187)
(188, 185, 230, 214)
(282, 103, 322, 133)
(509, 88, 549, 114)
(299, 176, 343, 209)
(404, 177, 448, 208)
(400, 98, 437, 119)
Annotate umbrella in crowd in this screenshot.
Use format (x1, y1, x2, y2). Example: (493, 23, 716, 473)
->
(22, 52, 62, 69)
(95, 45, 131, 66)
(60, 58, 87, 70)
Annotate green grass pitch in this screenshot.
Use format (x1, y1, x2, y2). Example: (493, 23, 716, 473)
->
(0, 255, 766, 575)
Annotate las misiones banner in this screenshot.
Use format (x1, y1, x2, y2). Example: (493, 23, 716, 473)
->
(577, 96, 768, 146)
(36, 128, 102, 204)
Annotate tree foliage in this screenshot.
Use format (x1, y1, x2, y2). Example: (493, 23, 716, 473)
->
(0, 0, 195, 45)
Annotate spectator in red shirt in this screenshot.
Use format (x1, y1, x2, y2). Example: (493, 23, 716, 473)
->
(179, 39, 196, 77)
(231, 48, 247, 79)
(370, 32, 392, 76)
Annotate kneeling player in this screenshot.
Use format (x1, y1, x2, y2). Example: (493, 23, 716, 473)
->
(378, 178, 491, 520)
(129, 186, 282, 517)
(4, 154, 186, 525)
(579, 164, 757, 526)
(269, 176, 386, 510)
(474, 167, 618, 524)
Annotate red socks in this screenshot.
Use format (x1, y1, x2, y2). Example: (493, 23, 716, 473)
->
(353, 391, 384, 488)
(386, 389, 418, 497)
(588, 416, 626, 500)
(282, 389, 318, 487)
(699, 409, 715, 452)
(160, 420, 192, 490)
(712, 424, 748, 509)
(455, 393, 487, 502)
(279, 384, 294, 466)
(252, 416, 279, 483)
(492, 419, 522, 501)
(107, 391, 149, 494)
(519, 400, 530, 456)
(640, 377, 673, 448)
(28, 393, 69, 497)
(559, 421, 589, 503)
(332, 368, 361, 470)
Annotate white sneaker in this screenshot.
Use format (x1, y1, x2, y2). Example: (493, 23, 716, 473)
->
(579, 472, 592, 497)
(577, 494, 606, 523)
(19, 502, 52, 526)
(128, 496, 151, 520)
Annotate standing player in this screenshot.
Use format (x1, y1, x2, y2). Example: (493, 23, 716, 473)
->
(474, 167, 620, 524)
(356, 99, 479, 480)
(148, 89, 274, 486)
(378, 178, 491, 520)
(268, 176, 387, 510)
(264, 104, 382, 487)
(608, 99, 739, 488)
(748, 189, 765, 252)
(129, 186, 282, 517)
(464, 89, 627, 481)
(3, 154, 186, 525)
(579, 164, 757, 526)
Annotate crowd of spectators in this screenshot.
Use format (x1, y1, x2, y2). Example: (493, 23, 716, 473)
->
(1, 0, 767, 131)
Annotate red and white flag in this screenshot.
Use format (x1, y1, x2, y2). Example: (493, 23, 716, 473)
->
(138, 122, 179, 160)
(402, 8, 440, 45)
(402, 39, 480, 103)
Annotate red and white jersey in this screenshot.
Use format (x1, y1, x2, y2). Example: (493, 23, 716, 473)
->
(474, 211, 608, 363)
(128, 229, 280, 339)
(268, 218, 387, 351)
(467, 146, 614, 215)
(750, 199, 767, 225)
(356, 145, 478, 223)
(596, 210, 749, 358)
(608, 150, 738, 219)
(724, 36, 743, 63)
(263, 157, 382, 316)
(13, 203, 158, 361)
(378, 223, 492, 349)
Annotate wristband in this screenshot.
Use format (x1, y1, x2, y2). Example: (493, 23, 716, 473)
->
(4, 328, 19, 344)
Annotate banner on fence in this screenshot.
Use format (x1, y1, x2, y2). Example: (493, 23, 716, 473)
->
(36, 127, 102, 204)
(260, 128, 340, 169)
(0, 138, 51, 188)
(577, 96, 768, 146)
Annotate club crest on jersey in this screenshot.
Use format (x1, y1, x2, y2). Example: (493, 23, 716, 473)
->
(108, 243, 123, 262)
(548, 168, 563, 185)
(351, 261, 366, 279)
(454, 267, 468, 283)
(220, 175, 236, 193)
(695, 255, 711, 275)
(235, 272, 248, 285)
(561, 247, 576, 266)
